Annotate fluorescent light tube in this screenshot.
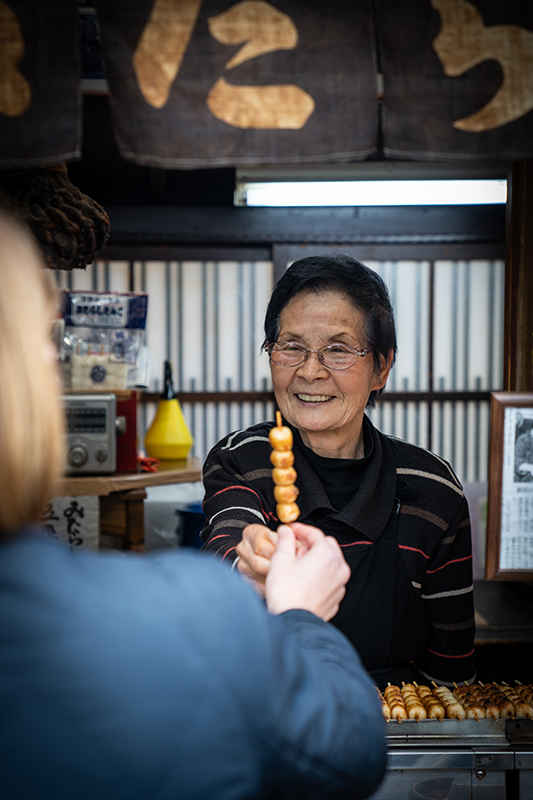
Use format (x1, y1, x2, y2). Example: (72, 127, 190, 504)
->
(239, 179, 507, 207)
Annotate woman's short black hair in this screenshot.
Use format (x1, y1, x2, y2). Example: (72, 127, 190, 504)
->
(263, 253, 397, 407)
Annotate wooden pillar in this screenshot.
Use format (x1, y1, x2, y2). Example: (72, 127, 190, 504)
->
(504, 162, 533, 392)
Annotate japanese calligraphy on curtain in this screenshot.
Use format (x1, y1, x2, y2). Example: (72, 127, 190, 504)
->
(1, 0, 532, 167)
(0, 0, 80, 166)
(376, 0, 533, 160)
(94, 0, 378, 168)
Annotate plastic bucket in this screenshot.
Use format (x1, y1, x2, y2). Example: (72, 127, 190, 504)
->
(180, 503, 206, 549)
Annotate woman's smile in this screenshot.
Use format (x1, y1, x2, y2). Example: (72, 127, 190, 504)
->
(270, 290, 391, 459)
(295, 393, 335, 403)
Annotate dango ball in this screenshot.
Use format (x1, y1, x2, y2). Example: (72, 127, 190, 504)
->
(277, 503, 300, 523)
(274, 484, 299, 503)
(269, 425, 293, 451)
(270, 450, 294, 468)
(272, 467, 297, 486)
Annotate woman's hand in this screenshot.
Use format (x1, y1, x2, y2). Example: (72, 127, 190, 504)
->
(235, 524, 278, 597)
(265, 524, 351, 621)
(235, 520, 317, 595)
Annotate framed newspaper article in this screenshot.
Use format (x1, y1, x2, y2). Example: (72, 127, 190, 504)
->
(486, 392, 533, 580)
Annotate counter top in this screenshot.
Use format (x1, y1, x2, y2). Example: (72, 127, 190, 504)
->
(55, 456, 202, 497)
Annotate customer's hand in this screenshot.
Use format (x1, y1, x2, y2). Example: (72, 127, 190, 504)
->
(236, 524, 278, 597)
(265, 523, 351, 621)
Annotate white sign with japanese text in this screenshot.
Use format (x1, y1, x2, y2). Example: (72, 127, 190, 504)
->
(42, 496, 99, 550)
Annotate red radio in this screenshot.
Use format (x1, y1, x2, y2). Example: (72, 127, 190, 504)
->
(116, 391, 138, 473)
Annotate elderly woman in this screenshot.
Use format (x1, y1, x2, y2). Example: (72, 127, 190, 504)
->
(201, 253, 476, 689)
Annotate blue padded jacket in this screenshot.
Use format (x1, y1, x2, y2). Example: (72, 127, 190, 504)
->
(0, 530, 386, 800)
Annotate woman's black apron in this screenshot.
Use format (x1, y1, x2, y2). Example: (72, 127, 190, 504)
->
(331, 498, 431, 691)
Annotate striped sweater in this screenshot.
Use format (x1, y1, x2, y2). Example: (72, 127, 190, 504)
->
(200, 415, 476, 686)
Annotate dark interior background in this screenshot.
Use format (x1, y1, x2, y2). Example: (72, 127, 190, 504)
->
(69, 95, 236, 207)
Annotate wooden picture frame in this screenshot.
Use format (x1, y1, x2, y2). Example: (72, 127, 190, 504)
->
(486, 392, 533, 580)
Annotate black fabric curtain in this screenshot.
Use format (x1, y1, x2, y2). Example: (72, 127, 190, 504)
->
(0, 0, 80, 167)
(94, 0, 378, 168)
(1, 0, 532, 167)
(377, 0, 533, 161)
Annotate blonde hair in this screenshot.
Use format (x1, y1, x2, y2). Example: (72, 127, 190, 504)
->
(0, 211, 64, 535)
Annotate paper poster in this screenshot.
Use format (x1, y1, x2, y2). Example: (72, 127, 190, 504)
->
(41, 496, 99, 551)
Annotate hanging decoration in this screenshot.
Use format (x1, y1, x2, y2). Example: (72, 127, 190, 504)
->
(0, 165, 110, 270)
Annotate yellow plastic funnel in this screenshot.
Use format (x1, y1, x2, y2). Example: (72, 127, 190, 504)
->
(144, 360, 193, 460)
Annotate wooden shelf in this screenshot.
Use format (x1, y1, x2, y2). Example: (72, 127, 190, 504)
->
(56, 456, 202, 497)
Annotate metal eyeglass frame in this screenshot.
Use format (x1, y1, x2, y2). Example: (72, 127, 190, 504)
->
(267, 342, 370, 371)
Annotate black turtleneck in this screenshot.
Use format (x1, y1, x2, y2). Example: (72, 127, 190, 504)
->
(294, 423, 374, 511)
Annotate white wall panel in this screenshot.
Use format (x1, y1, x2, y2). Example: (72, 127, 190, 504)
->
(367, 260, 430, 392)
(107, 261, 131, 293)
(141, 261, 167, 390)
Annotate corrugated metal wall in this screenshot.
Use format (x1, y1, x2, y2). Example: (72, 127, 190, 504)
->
(57, 257, 504, 483)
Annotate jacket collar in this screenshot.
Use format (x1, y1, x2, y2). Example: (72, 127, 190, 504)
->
(293, 415, 397, 543)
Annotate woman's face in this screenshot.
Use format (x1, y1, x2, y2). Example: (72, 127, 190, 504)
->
(270, 290, 391, 458)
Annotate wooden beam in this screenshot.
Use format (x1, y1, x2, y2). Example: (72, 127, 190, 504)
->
(504, 162, 533, 391)
(102, 204, 506, 247)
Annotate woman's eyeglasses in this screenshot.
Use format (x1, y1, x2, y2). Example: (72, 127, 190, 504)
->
(268, 342, 369, 371)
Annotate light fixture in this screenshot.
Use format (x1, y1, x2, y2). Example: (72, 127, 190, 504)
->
(236, 179, 507, 207)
